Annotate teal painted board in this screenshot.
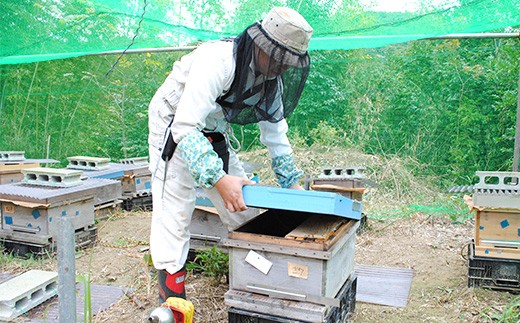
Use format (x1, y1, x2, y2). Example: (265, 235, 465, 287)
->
(242, 186, 362, 220)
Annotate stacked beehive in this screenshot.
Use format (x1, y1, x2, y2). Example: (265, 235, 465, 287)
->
(0, 167, 102, 256)
(224, 185, 361, 322)
(468, 171, 520, 291)
(66, 156, 124, 217)
(66, 156, 153, 213)
(311, 166, 372, 232)
(118, 157, 152, 211)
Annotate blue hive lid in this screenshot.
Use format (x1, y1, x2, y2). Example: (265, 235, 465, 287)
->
(242, 185, 362, 220)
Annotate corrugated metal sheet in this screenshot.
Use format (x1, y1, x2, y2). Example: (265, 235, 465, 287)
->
(80, 163, 148, 179)
(0, 159, 59, 165)
(355, 264, 414, 308)
(0, 178, 119, 200)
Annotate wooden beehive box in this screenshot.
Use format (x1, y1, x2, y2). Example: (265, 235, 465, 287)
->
(311, 166, 370, 201)
(121, 166, 151, 196)
(224, 186, 361, 305)
(0, 159, 59, 185)
(0, 163, 40, 185)
(474, 208, 520, 260)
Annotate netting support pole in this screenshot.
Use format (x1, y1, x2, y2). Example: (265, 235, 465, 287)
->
(514, 65, 520, 172)
(58, 216, 77, 323)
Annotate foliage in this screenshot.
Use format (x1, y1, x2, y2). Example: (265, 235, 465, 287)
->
(1, 24, 519, 184)
(77, 273, 93, 323)
(493, 295, 520, 322)
(0, 244, 52, 268)
(0, 50, 185, 166)
(186, 246, 229, 285)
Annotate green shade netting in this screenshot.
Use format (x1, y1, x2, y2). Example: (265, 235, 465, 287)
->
(1, 0, 519, 65)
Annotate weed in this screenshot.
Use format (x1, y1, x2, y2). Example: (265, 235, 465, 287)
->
(493, 295, 520, 322)
(76, 252, 93, 323)
(186, 246, 229, 285)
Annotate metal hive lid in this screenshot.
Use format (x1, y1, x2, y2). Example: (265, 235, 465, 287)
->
(242, 185, 362, 220)
(0, 158, 59, 165)
(0, 178, 119, 201)
(80, 163, 149, 179)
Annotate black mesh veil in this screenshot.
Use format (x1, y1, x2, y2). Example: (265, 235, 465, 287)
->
(217, 22, 310, 125)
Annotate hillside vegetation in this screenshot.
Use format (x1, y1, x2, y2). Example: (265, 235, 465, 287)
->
(1, 38, 519, 187)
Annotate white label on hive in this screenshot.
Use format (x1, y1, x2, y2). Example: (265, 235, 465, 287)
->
(245, 250, 272, 275)
(288, 262, 308, 279)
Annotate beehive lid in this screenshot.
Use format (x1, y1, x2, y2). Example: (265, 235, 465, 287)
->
(80, 162, 149, 179)
(0, 158, 60, 165)
(242, 186, 362, 220)
(0, 178, 119, 206)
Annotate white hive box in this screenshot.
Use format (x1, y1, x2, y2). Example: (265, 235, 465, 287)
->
(189, 206, 229, 251)
(224, 186, 360, 306)
(0, 178, 110, 249)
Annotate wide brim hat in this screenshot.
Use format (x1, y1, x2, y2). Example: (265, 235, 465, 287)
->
(247, 7, 313, 67)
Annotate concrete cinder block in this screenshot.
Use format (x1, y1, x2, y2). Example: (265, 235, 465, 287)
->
(474, 171, 520, 192)
(473, 171, 520, 208)
(318, 166, 366, 179)
(120, 157, 148, 166)
(67, 156, 111, 171)
(21, 167, 83, 187)
(0, 270, 58, 321)
(0, 151, 25, 162)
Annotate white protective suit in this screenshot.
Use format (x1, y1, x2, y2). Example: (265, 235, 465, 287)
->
(148, 40, 302, 275)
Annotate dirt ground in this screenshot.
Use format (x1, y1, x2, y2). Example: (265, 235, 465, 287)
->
(3, 147, 518, 322)
(5, 206, 515, 323)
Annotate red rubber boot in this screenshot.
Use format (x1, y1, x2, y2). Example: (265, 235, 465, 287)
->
(158, 267, 186, 302)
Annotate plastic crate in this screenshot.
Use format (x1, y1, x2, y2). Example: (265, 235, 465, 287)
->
(122, 194, 152, 211)
(468, 243, 520, 292)
(325, 275, 357, 322)
(228, 276, 357, 323)
(228, 308, 299, 323)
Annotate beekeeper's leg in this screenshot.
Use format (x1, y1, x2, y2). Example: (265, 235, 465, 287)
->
(204, 150, 260, 231)
(149, 145, 195, 301)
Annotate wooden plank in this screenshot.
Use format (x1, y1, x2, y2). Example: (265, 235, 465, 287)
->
(0, 163, 40, 173)
(194, 205, 219, 214)
(474, 245, 520, 260)
(310, 184, 366, 194)
(228, 231, 328, 251)
(285, 215, 346, 241)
